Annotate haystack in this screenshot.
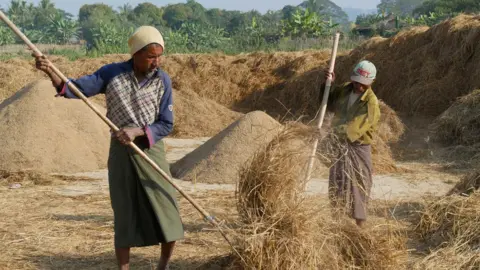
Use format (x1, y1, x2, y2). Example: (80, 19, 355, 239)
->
(170, 111, 283, 183)
(413, 243, 480, 270)
(430, 89, 480, 146)
(415, 192, 480, 249)
(335, 14, 480, 116)
(164, 51, 334, 108)
(413, 244, 480, 270)
(234, 125, 407, 269)
(171, 89, 242, 137)
(0, 80, 110, 173)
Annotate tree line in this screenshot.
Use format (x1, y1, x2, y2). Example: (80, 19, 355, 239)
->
(356, 0, 480, 37)
(0, 0, 478, 56)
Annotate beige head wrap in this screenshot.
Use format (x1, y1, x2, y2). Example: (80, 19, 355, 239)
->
(128, 26, 165, 56)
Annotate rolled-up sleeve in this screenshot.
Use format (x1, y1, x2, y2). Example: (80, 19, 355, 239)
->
(56, 65, 111, 99)
(144, 72, 174, 148)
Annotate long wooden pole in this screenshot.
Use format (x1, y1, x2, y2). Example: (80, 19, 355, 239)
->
(304, 33, 340, 184)
(0, 10, 232, 243)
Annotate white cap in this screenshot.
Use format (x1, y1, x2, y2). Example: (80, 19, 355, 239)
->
(350, 60, 377, 85)
(128, 26, 165, 56)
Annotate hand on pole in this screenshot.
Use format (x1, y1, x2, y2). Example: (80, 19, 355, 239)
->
(114, 127, 145, 145)
(324, 68, 336, 82)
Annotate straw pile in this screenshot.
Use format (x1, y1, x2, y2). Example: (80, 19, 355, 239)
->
(0, 80, 110, 173)
(413, 189, 480, 269)
(413, 244, 480, 270)
(234, 124, 407, 269)
(335, 14, 480, 116)
(171, 111, 283, 183)
(171, 89, 242, 137)
(415, 192, 480, 250)
(430, 89, 480, 146)
(163, 51, 334, 108)
(447, 171, 480, 196)
(0, 47, 404, 174)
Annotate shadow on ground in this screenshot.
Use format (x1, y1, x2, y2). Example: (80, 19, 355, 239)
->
(51, 214, 112, 223)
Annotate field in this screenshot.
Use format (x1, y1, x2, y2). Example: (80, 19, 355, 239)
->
(1, 14, 480, 270)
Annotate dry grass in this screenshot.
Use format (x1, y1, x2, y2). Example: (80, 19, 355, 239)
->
(447, 171, 480, 196)
(429, 89, 480, 167)
(415, 192, 480, 250)
(0, 177, 236, 270)
(413, 190, 480, 269)
(237, 123, 317, 221)
(430, 89, 480, 146)
(413, 244, 480, 270)
(234, 125, 407, 269)
(0, 170, 96, 187)
(335, 14, 480, 116)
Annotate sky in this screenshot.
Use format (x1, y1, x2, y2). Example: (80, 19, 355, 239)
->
(0, 0, 380, 16)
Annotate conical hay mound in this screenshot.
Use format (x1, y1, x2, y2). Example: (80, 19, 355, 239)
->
(170, 111, 283, 184)
(0, 80, 110, 173)
(171, 89, 242, 138)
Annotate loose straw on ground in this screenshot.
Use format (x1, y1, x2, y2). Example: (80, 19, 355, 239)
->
(304, 33, 340, 184)
(0, 10, 236, 249)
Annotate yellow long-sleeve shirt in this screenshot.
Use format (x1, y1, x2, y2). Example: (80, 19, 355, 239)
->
(327, 82, 381, 145)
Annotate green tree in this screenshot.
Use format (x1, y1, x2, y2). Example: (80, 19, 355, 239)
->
(281, 5, 299, 19)
(163, 4, 192, 29)
(282, 8, 335, 39)
(88, 22, 134, 55)
(78, 4, 116, 23)
(45, 13, 79, 44)
(299, 0, 349, 26)
(206, 8, 229, 28)
(132, 2, 165, 26)
(414, 0, 480, 15)
(185, 0, 208, 24)
(377, 0, 425, 15)
(118, 3, 133, 18)
(0, 25, 15, 45)
(33, 0, 62, 30)
(8, 0, 35, 29)
(79, 4, 118, 46)
(178, 22, 226, 51)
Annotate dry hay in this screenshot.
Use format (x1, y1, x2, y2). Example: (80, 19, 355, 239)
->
(321, 101, 405, 174)
(171, 89, 242, 138)
(170, 111, 283, 184)
(335, 14, 480, 116)
(430, 89, 480, 146)
(0, 170, 96, 187)
(415, 192, 480, 250)
(428, 90, 480, 165)
(373, 101, 406, 173)
(234, 124, 407, 269)
(236, 123, 317, 220)
(447, 171, 480, 196)
(0, 80, 110, 173)
(164, 51, 335, 108)
(413, 244, 480, 270)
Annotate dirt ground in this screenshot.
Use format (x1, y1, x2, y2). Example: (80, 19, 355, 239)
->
(0, 118, 467, 270)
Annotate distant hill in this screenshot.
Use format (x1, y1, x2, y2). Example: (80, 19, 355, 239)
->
(299, 0, 350, 25)
(343, 7, 377, 22)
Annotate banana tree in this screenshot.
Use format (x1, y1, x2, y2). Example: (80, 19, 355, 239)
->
(0, 25, 15, 45)
(281, 8, 337, 39)
(45, 13, 79, 44)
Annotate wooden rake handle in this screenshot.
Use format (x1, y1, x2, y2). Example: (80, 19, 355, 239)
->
(304, 33, 341, 184)
(0, 10, 221, 229)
